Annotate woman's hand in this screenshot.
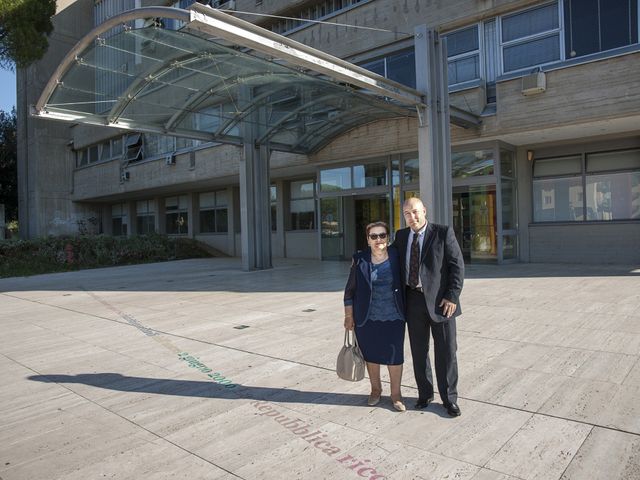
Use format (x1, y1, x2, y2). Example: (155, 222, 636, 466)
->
(344, 315, 355, 330)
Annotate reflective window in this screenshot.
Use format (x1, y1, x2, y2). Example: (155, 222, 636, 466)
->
(501, 178, 517, 229)
(501, 2, 561, 73)
(585, 149, 640, 220)
(166, 195, 188, 235)
(564, 0, 639, 59)
(500, 149, 516, 178)
(361, 49, 416, 88)
(136, 200, 155, 234)
(403, 158, 419, 184)
(290, 180, 316, 230)
(353, 162, 387, 188)
(320, 167, 351, 192)
(452, 150, 494, 178)
(111, 203, 128, 236)
(533, 155, 582, 177)
(533, 177, 584, 222)
(445, 25, 480, 85)
(199, 191, 228, 233)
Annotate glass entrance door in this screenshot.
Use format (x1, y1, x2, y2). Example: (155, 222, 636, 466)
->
(320, 197, 344, 260)
(354, 195, 389, 251)
(320, 194, 389, 259)
(452, 185, 497, 263)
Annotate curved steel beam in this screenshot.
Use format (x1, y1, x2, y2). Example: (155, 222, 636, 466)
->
(35, 7, 191, 113)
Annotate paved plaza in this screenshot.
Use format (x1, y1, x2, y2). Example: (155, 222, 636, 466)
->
(1, 258, 639, 480)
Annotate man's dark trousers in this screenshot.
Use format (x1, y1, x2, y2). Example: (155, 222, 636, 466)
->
(406, 288, 458, 405)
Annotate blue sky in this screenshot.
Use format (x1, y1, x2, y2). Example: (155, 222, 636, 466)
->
(0, 68, 17, 112)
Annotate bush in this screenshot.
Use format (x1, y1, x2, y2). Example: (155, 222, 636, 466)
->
(0, 234, 211, 278)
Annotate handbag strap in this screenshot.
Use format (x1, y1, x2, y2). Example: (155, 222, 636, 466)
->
(344, 329, 359, 348)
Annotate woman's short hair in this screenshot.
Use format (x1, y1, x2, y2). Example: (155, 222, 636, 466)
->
(365, 221, 389, 236)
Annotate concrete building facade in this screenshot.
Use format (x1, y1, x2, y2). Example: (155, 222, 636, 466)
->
(18, 0, 640, 264)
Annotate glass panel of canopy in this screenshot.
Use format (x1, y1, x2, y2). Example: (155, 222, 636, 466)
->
(36, 7, 419, 154)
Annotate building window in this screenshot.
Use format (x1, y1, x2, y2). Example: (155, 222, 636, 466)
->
(144, 134, 176, 158)
(290, 180, 316, 230)
(199, 191, 228, 233)
(585, 149, 640, 220)
(533, 155, 584, 222)
(111, 203, 128, 236)
(452, 150, 495, 178)
(320, 161, 389, 192)
(501, 2, 561, 73)
(361, 49, 416, 89)
(125, 133, 143, 162)
(564, 0, 639, 59)
(136, 200, 155, 234)
(166, 195, 188, 235)
(534, 149, 640, 222)
(446, 25, 481, 85)
(76, 136, 124, 167)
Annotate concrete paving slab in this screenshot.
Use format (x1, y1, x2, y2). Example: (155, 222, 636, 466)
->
(1, 259, 639, 479)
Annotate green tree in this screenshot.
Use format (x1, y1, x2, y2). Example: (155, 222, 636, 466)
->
(0, 108, 17, 222)
(0, 0, 56, 69)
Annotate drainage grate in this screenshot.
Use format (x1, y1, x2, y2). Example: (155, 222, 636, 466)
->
(233, 325, 250, 329)
(302, 309, 316, 312)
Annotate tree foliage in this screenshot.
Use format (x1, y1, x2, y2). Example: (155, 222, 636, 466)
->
(0, 0, 56, 69)
(0, 107, 17, 222)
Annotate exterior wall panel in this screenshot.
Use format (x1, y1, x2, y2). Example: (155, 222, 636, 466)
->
(529, 223, 640, 264)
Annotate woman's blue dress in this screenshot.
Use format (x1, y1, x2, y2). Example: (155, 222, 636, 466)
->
(355, 259, 405, 365)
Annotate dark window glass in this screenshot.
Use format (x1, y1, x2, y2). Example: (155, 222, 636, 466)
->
(215, 209, 228, 232)
(112, 218, 127, 236)
(502, 3, 558, 42)
(447, 26, 479, 56)
(387, 50, 416, 89)
(564, 0, 638, 58)
(503, 34, 560, 72)
(200, 210, 216, 233)
(137, 215, 155, 234)
(166, 212, 188, 235)
(362, 58, 385, 76)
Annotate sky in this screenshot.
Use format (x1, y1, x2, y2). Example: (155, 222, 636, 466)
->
(0, 68, 17, 112)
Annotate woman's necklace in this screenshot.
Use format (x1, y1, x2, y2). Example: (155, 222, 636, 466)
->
(371, 250, 388, 264)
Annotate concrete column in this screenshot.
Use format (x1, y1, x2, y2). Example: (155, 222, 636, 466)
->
(415, 26, 453, 225)
(239, 86, 272, 271)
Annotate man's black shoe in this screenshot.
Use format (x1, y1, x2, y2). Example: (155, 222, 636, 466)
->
(446, 402, 461, 417)
(415, 397, 434, 410)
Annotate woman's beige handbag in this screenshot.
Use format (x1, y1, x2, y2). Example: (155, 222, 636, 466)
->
(336, 330, 365, 381)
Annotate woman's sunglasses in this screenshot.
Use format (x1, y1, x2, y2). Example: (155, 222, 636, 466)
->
(368, 233, 388, 240)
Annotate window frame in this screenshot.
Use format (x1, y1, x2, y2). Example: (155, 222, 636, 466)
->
(445, 24, 482, 87)
(498, 0, 564, 75)
(199, 190, 229, 234)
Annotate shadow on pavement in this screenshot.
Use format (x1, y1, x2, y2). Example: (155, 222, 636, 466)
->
(27, 372, 450, 417)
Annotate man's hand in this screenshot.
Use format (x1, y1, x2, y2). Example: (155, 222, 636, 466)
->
(439, 298, 457, 318)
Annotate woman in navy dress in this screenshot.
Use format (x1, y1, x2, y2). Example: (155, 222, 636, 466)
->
(343, 221, 406, 411)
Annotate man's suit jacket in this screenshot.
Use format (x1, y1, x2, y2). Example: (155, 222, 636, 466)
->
(394, 223, 465, 323)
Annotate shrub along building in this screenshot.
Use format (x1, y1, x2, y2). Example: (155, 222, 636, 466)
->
(17, 0, 640, 268)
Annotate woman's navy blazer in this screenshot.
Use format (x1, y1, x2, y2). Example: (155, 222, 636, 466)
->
(343, 246, 405, 327)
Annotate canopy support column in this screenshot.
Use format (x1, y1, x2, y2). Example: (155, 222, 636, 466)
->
(415, 26, 453, 225)
(239, 86, 272, 271)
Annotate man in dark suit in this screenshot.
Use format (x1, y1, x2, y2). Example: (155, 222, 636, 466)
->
(394, 197, 464, 416)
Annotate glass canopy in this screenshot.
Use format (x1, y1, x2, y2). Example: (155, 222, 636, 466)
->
(35, 6, 426, 154)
